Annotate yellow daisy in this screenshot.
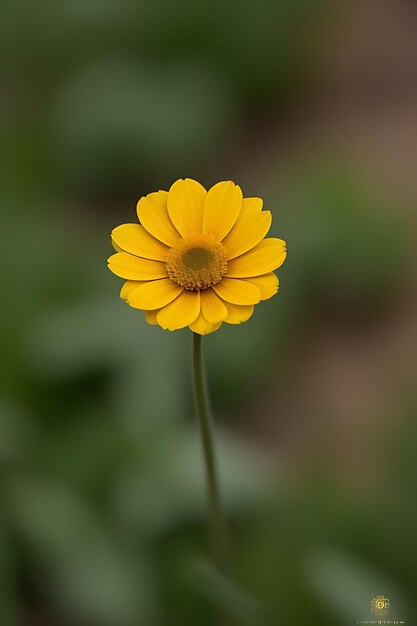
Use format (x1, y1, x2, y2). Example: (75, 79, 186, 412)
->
(108, 179, 287, 335)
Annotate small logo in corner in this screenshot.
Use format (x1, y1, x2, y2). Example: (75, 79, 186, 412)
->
(370, 595, 391, 616)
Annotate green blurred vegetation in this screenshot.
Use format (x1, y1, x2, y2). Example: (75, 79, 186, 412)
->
(1, 0, 416, 625)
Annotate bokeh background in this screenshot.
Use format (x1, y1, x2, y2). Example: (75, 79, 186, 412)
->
(1, 0, 416, 624)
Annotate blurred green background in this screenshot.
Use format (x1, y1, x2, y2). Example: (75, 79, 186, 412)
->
(1, 0, 416, 624)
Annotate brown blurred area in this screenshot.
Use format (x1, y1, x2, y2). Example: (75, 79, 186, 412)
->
(250, 0, 417, 480)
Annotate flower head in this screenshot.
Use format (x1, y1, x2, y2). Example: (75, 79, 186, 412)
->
(108, 179, 286, 334)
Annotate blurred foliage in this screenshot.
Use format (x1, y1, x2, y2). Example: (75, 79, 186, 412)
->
(0, 0, 328, 201)
(1, 0, 416, 624)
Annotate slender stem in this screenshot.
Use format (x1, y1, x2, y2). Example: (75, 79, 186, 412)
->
(192, 332, 230, 576)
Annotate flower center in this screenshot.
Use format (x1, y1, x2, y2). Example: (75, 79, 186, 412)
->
(166, 235, 228, 290)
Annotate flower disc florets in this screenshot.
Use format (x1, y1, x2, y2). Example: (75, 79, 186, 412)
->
(166, 234, 228, 290)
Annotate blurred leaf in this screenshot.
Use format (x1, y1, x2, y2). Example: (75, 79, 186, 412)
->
(0, 400, 36, 464)
(48, 57, 239, 194)
(190, 559, 269, 626)
(6, 475, 159, 625)
(25, 298, 138, 378)
(0, 525, 19, 626)
(270, 161, 408, 308)
(113, 426, 277, 537)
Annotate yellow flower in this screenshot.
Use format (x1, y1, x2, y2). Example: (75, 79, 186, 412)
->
(108, 179, 287, 335)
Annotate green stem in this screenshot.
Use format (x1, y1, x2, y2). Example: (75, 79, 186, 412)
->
(192, 332, 230, 576)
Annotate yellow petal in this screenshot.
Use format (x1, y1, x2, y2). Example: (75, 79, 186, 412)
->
(136, 190, 180, 247)
(239, 197, 263, 218)
(245, 273, 279, 300)
(224, 302, 254, 324)
(145, 310, 159, 325)
(189, 312, 222, 335)
(108, 252, 168, 280)
(127, 278, 183, 310)
(120, 280, 143, 301)
(223, 210, 272, 260)
(213, 277, 261, 305)
(225, 238, 287, 278)
(112, 240, 123, 253)
(157, 290, 201, 331)
(203, 181, 243, 242)
(111, 224, 168, 261)
(167, 178, 207, 237)
(200, 288, 228, 323)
